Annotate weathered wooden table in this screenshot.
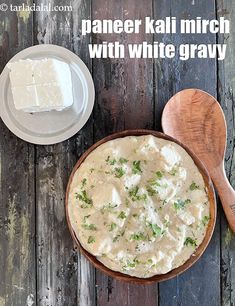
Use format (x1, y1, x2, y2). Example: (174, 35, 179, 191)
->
(0, 1, 235, 305)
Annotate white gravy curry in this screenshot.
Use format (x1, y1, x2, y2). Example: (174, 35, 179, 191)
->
(68, 135, 210, 278)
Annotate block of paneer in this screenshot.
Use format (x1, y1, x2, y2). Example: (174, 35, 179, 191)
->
(7, 58, 74, 112)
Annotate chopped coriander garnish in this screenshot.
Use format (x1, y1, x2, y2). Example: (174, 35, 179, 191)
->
(184, 237, 197, 247)
(174, 199, 191, 210)
(146, 185, 157, 196)
(118, 211, 127, 219)
(155, 171, 163, 178)
(149, 223, 162, 236)
(128, 186, 147, 201)
(148, 178, 161, 187)
(125, 262, 135, 268)
(129, 185, 139, 197)
(190, 181, 200, 191)
(132, 213, 138, 218)
(125, 198, 130, 207)
(122, 257, 140, 270)
(109, 222, 117, 231)
(101, 203, 118, 213)
(132, 160, 142, 174)
(81, 178, 87, 188)
(163, 218, 170, 227)
(88, 236, 95, 244)
(83, 215, 91, 222)
(105, 156, 116, 165)
(82, 223, 97, 231)
(114, 167, 125, 178)
(119, 157, 128, 164)
(201, 215, 210, 226)
(130, 232, 147, 241)
(113, 230, 125, 242)
(76, 190, 93, 207)
(113, 235, 120, 242)
(90, 168, 95, 173)
(169, 168, 177, 176)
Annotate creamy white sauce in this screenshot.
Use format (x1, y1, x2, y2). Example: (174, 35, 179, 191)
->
(68, 135, 210, 278)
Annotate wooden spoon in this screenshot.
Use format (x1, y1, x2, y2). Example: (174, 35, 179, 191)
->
(162, 88, 235, 233)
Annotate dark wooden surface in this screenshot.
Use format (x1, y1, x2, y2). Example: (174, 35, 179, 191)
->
(0, 1, 234, 305)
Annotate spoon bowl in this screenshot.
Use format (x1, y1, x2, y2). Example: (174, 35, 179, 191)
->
(162, 88, 235, 233)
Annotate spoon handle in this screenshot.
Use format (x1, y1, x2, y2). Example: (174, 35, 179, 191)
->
(212, 165, 235, 233)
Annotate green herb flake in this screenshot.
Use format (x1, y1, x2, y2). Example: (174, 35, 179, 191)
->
(83, 215, 91, 222)
(130, 232, 146, 241)
(149, 223, 162, 236)
(113, 230, 125, 243)
(75, 190, 93, 207)
(146, 185, 157, 196)
(128, 186, 147, 201)
(122, 257, 140, 270)
(109, 222, 117, 231)
(113, 235, 120, 242)
(174, 199, 191, 210)
(118, 211, 127, 219)
(132, 160, 142, 174)
(201, 215, 210, 226)
(177, 227, 181, 232)
(169, 168, 177, 176)
(114, 167, 125, 178)
(105, 156, 117, 165)
(155, 171, 163, 178)
(147, 178, 161, 187)
(190, 181, 200, 191)
(81, 178, 87, 188)
(125, 198, 130, 207)
(184, 237, 197, 247)
(88, 236, 95, 244)
(101, 203, 118, 214)
(129, 185, 139, 198)
(119, 157, 128, 164)
(82, 224, 97, 231)
(163, 218, 170, 227)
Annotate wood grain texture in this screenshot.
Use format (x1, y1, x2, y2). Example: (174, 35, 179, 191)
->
(34, 1, 95, 305)
(0, 1, 36, 305)
(91, 1, 158, 304)
(154, 1, 221, 306)
(217, 0, 235, 304)
(0, 0, 234, 305)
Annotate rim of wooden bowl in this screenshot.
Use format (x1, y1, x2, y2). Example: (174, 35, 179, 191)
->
(65, 129, 216, 284)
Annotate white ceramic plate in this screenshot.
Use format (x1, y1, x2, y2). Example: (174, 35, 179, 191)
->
(0, 44, 95, 145)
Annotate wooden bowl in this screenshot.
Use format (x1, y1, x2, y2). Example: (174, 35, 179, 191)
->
(65, 129, 216, 284)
